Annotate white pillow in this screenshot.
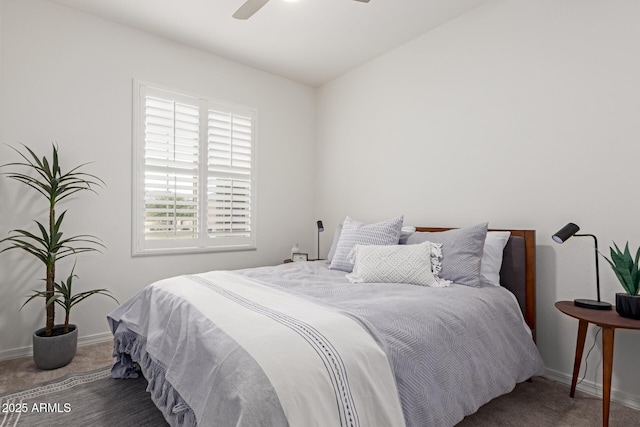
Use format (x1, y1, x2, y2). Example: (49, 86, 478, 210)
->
(480, 231, 511, 286)
(346, 242, 448, 287)
(399, 225, 416, 244)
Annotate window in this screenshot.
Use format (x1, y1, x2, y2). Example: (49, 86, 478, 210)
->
(132, 81, 256, 255)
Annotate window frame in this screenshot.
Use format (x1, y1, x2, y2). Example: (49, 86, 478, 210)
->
(132, 80, 258, 256)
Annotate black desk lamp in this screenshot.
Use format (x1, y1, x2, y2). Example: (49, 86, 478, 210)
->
(316, 220, 324, 260)
(552, 222, 612, 310)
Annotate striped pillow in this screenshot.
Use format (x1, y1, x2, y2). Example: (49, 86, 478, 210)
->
(329, 215, 404, 272)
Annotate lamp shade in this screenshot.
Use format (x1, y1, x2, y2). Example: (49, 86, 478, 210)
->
(552, 222, 580, 244)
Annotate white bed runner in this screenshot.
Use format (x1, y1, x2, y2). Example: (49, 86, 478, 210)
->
(154, 271, 406, 427)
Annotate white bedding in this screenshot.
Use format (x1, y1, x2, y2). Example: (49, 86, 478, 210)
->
(109, 261, 545, 427)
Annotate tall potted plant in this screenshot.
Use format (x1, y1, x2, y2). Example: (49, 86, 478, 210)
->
(602, 242, 640, 320)
(1, 144, 117, 369)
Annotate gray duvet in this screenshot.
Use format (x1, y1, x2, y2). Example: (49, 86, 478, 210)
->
(109, 261, 544, 427)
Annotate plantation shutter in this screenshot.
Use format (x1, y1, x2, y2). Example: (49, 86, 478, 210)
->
(133, 81, 257, 255)
(143, 89, 200, 240)
(207, 107, 253, 239)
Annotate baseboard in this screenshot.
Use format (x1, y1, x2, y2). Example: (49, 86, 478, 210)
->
(544, 368, 640, 411)
(0, 331, 113, 362)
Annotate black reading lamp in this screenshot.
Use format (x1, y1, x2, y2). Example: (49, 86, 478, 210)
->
(552, 222, 612, 310)
(316, 220, 324, 260)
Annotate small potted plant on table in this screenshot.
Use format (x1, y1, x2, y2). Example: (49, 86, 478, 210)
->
(603, 242, 640, 320)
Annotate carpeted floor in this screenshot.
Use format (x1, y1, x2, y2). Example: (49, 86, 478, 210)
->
(0, 367, 167, 426)
(456, 378, 640, 426)
(1, 340, 639, 426)
(0, 341, 114, 394)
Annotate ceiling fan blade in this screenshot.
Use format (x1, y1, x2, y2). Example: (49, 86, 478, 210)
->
(353, 0, 370, 2)
(233, 0, 270, 20)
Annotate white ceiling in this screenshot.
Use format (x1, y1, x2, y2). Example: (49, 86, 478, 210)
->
(48, 0, 488, 87)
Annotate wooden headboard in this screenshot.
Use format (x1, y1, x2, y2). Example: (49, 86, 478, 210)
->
(415, 227, 537, 341)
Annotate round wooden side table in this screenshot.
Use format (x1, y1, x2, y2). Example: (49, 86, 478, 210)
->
(555, 300, 640, 427)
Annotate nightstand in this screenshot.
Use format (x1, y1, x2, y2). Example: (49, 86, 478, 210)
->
(555, 301, 640, 427)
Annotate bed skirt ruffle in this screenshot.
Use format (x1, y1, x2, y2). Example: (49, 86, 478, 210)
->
(112, 330, 197, 427)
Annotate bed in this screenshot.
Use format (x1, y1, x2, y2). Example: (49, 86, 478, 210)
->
(108, 222, 545, 427)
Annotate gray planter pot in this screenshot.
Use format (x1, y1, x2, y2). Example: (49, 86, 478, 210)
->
(32, 324, 78, 370)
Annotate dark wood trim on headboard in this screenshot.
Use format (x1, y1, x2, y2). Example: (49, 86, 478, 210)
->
(414, 227, 537, 341)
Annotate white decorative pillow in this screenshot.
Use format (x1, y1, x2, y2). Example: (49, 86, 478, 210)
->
(480, 231, 511, 286)
(346, 242, 448, 287)
(329, 215, 404, 272)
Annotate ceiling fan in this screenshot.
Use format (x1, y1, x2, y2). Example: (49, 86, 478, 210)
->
(233, 0, 370, 20)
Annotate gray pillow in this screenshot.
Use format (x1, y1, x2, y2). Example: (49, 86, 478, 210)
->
(405, 222, 488, 287)
(329, 215, 404, 272)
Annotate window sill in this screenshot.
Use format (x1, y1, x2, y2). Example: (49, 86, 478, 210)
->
(132, 245, 257, 257)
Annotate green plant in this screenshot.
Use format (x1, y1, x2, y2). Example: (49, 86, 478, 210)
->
(0, 144, 106, 336)
(21, 262, 118, 334)
(602, 242, 640, 296)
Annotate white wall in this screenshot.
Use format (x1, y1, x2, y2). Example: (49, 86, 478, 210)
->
(317, 0, 640, 408)
(4, 0, 640, 411)
(0, 0, 316, 356)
